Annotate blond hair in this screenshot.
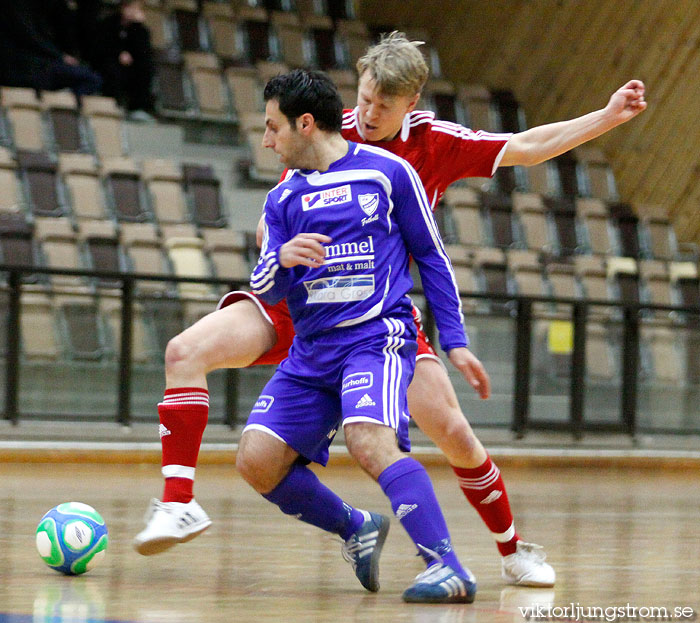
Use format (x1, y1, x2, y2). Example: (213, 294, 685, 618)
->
(356, 31, 429, 97)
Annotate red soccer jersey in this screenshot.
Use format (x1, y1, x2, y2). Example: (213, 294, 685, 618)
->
(341, 107, 511, 210)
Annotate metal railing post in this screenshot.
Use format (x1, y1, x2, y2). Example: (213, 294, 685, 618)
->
(117, 276, 134, 426)
(512, 299, 532, 437)
(4, 270, 21, 425)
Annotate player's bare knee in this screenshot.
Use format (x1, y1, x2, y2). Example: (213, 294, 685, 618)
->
(345, 423, 402, 479)
(235, 446, 274, 493)
(164, 333, 194, 373)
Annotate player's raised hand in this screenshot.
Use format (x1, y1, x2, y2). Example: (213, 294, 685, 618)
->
(279, 233, 332, 268)
(605, 79, 647, 123)
(447, 347, 491, 400)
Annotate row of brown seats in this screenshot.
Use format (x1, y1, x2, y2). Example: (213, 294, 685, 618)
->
(0, 147, 227, 228)
(0, 89, 126, 158)
(442, 186, 690, 262)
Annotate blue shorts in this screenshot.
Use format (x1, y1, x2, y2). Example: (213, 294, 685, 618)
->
(243, 316, 418, 465)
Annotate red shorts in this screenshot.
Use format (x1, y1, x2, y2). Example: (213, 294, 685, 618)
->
(217, 291, 440, 367)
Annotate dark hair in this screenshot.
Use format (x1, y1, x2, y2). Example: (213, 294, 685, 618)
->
(263, 69, 343, 133)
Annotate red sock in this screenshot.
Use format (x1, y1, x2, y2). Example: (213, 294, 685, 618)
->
(452, 455, 520, 556)
(158, 387, 209, 503)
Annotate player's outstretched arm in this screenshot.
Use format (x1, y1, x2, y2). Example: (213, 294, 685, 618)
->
(499, 79, 647, 167)
(447, 347, 491, 400)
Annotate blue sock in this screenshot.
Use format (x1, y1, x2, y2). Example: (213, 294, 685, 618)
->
(378, 457, 466, 576)
(263, 463, 365, 540)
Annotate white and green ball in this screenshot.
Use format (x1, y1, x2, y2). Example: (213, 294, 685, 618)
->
(35, 502, 108, 575)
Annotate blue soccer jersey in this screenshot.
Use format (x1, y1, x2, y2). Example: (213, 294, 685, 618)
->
(250, 141, 467, 353)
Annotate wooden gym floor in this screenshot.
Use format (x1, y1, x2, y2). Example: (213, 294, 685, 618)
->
(1, 460, 699, 623)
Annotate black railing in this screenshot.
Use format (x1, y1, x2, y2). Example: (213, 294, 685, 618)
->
(1, 264, 699, 436)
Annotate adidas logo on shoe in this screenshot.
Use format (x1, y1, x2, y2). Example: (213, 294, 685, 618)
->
(395, 503, 418, 519)
(480, 490, 503, 504)
(158, 424, 171, 439)
(355, 393, 376, 408)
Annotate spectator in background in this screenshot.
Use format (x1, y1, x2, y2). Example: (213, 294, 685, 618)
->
(94, 0, 156, 122)
(0, 0, 102, 96)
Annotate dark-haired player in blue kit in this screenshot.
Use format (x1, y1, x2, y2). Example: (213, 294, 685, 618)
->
(237, 68, 478, 604)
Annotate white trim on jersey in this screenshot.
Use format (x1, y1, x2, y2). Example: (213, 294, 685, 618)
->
(355, 142, 464, 325)
(300, 167, 393, 197)
(334, 268, 391, 328)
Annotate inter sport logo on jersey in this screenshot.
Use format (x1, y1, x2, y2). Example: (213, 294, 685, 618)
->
(301, 184, 352, 210)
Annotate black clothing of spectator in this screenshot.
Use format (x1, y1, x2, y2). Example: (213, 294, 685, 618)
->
(94, 3, 155, 114)
(0, 0, 102, 96)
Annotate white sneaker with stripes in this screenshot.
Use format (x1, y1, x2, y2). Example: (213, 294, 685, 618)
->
(133, 498, 212, 556)
(501, 541, 556, 587)
(402, 562, 477, 603)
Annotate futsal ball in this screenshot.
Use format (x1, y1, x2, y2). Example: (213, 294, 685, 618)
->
(35, 502, 108, 575)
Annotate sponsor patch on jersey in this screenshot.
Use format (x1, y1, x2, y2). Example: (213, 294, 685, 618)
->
(252, 395, 275, 412)
(304, 275, 375, 303)
(301, 184, 352, 210)
(342, 372, 374, 394)
(358, 193, 379, 216)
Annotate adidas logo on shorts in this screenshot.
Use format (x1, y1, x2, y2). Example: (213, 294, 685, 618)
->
(355, 393, 376, 408)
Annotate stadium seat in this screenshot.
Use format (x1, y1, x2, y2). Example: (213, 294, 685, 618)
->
(472, 246, 510, 312)
(20, 291, 60, 361)
(554, 152, 583, 198)
(574, 146, 618, 202)
(0, 146, 22, 213)
(335, 19, 371, 68)
(42, 91, 87, 154)
(491, 89, 527, 133)
(458, 84, 497, 132)
(119, 222, 173, 295)
(142, 158, 190, 224)
(182, 163, 227, 228)
(544, 196, 579, 257)
(154, 49, 192, 116)
(161, 223, 215, 299)
(81, 96, 127, 159)
(143, 1, 172, 50)
(638, 259, 673, 323)
(203, 2, 242, 63)
(576, 197, 615, 255)
(443, 186, 484, 248)
(33, 216, 85, 290)
(183, 52, 233, 120)
(0, 211, 38, 280)
(99, 294, 156, 364)
(59, 153, 108, 223)
(609, 202, 642, 259)
(525, 160, 561, 197)
(607, 256, 640, 305)
(16, 150, 67, 217)
(512, 191, 551, 252)
(77, 219, 126, 289)
(239, 112, 285, 184)
(201, 227, 250, 289)
(169, 0, 206, 52)
(270, 11, 307, 68)
(55, 291, 112, 361)
(0, 87, 44, 151)
(482, 192, 518, 249)
(101, 157, 151, 223)
(225, 67, 264, 116)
